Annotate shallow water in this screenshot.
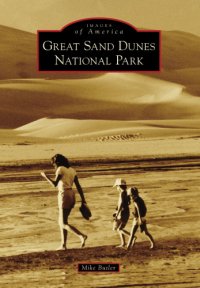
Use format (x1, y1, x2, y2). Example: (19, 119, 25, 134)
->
(0, 160, 200, 287)
(0, 162, 200, 256)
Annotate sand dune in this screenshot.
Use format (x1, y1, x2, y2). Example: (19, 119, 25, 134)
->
(0, 25, 36, 80)
(161, 31, 200, 70)
(151, 67, 200, 96)
(0, 75, 196, 128)
(1, 25, 200, 76)
(148, 31, 200, 96)
(1, 72, 200, 128)
(0, 24, 200, 82)
(0, 25, 103, 80)
(0, 25, 200, 130)
(16, 117, 200, 139)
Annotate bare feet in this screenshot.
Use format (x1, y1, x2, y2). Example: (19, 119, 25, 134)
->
(131, 236, 137, 247)
(116, 244, 126, 248)
(150, 242, 155, 250)
(127, 236, 137, 250)
(80, 235, 87, 248)
(56, 245, 67, 251)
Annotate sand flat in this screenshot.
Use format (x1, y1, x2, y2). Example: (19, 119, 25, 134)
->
(0, 156, 200, 288)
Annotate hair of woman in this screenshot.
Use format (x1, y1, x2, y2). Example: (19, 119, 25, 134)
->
(51, 154, 70, 168)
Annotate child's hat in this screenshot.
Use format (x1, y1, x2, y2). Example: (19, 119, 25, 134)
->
(113, 178, 126, 187)
(128, 187, 139, 196)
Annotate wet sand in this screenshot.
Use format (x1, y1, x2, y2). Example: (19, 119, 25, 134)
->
(0, 156, 200, 287)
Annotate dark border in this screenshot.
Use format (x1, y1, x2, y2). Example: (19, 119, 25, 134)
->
(37, 17, 161, 73)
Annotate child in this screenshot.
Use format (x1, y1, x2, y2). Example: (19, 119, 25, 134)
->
(127, 187, 155, 250)
(41, 154, 87, 250)
(113, 178, 130, 248)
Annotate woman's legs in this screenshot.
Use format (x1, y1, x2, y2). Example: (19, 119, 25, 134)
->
(58, 226, 67, 250)
(63, 223, 87, 247)
(58, 209, 70, 250)
(60, 208, 87, 248)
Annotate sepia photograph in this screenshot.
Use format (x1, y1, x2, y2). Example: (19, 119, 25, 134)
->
(0, 1, 200, 287)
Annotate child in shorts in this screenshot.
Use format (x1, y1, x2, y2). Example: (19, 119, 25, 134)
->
(127, 187, 155, 250)
(113, 178, 130, 248)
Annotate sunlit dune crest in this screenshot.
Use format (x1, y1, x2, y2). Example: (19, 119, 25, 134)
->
(1, 73, 200, 129)
(0, 25, 200, 131)
(16, 118, 200, 139)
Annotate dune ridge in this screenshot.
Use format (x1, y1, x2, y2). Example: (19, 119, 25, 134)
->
(0, 25, 200, 133)
(1, 72, 200, 129)
(16, 118, 200, 139)
(1, 25, 200, 79)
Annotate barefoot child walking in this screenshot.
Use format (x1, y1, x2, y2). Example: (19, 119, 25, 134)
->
(113, 178, 130, 248)
(41, 154, 87, 250)
(127, 187, 155, 250)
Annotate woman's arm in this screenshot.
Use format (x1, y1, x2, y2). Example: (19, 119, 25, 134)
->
(74, 175, 86, 203)
(41, 172, 62, 187)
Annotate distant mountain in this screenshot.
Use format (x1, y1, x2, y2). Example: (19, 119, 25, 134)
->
(149, 31, 200, 96)
(0, 25, 200, 80)
(0, 25, 103, 80)
(0, 25, 36, 79)
(161, 30, 200, 70)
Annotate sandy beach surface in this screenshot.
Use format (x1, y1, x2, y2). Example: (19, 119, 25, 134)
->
(0, 131, 200, 288)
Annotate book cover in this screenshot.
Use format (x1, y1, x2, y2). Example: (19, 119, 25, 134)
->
(0, 1, 200, 287)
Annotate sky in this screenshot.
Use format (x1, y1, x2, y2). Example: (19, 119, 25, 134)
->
(0, 0, 199, 36)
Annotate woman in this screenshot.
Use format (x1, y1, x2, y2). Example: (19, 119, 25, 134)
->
(41, 154, 87, 250)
